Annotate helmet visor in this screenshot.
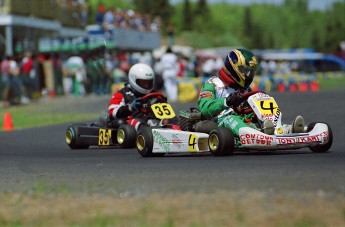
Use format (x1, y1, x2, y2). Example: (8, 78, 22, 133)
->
(136, 79, 153, 90)
(238, 65, 256, 78)
(238, 65, 256, 88)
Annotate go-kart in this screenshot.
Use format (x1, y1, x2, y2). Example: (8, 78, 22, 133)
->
(66, 92, 176, 149)
(136, 91, 333, 157)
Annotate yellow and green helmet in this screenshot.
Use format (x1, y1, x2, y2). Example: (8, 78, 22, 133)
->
(223, 48, 258, 88)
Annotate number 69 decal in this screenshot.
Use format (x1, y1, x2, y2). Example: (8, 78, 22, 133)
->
(151, 103, 176, 119)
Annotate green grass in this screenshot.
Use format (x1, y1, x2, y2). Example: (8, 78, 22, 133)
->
(0, 190, 343, 227)
(319, 76, 345, 90)
(0, 109, 97, 130)
(0, 96, 104, 131)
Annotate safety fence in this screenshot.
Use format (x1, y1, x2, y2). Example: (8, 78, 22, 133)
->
(1, 71, 344, 104)
(176, 71, 345, 103)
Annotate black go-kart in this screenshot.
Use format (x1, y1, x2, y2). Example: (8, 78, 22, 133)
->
(65, 92, 176, 149)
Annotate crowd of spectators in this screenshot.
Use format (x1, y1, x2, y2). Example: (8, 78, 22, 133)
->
(0, 47, 220, 107)
(95, 5, 161, 33)
(3, 46, 343, 108)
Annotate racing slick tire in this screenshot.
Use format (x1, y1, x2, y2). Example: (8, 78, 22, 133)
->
(117, 124, 137, 148)
(208, 127, 235, 156)
(307, 122, 333, 153)
(136, 127, 165, 157)
(66, 123, 89, 149)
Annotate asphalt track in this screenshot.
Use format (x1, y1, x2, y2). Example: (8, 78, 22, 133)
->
(0, 90, 344, 195)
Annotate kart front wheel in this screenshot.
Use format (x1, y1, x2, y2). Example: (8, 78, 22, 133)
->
(66, 123, 89, 149)
(208, 127, 234, 156)
(308, 122, 333, 153)
(136, 127, 164, 157)
(117, 125, 137, 148)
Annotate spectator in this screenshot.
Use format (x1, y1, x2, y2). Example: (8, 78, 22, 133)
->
(65, 54, 86, 96)
(20, 51, 34, 99)
(150, 16, 161, 32)
(167, 23, 175, 47)
(9, 55, 30, 104)
(78, 0, 88, 27)
(1, 56, 11, 107)
(160, 47, 179, 102)
(95, 5, 105, 26)
(202, 57, 215, 79)
(103, 7, 116, 39)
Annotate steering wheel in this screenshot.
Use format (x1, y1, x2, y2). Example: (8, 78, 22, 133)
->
(232, 90, 266, 115)
(139, 92, 168, 114)
(141, 92, 167, 104)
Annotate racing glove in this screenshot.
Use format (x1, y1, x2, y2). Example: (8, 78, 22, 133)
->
(129, 98, 142, 111)
(225, 91, 245, 107)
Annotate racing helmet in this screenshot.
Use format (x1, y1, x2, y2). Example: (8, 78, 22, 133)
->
(222, 48, 258, 88)
(128, 63, 155, 95)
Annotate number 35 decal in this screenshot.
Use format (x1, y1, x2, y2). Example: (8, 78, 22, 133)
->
(151, 103, 176, 119)
(98, 129, 112, 146)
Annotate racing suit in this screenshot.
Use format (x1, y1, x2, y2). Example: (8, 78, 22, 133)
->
(198, 76, 252, 137)
(108, 83, 145, 130)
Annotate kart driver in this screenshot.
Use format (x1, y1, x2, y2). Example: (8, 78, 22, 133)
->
(198, 48, 305, 136)
(108, 63, 155, 130)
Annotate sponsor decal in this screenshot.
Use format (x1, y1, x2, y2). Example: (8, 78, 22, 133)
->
(240, 133, 273, 146)
(273, 107, 281, 126)
(172, 134, 183, 149)
(153, 130, 170, 152)
(199, 91, 213, 99)
(221, 117, 238, 130)
(276, 127, 284, 135)
(276, 131, 328, 145)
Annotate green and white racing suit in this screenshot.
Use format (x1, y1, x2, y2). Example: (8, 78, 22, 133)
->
(198, 76, 253, 137)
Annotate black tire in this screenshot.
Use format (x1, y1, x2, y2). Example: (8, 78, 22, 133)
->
(307, 122, 333, 153)
(66, 123, 89, 149)
(208, 127, 235, 156)
(136, 127, 165, 157)
(117, 124, 137, 148)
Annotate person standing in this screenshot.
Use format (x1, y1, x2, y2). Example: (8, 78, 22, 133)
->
(1, 56, 11, 107)
(160, 47, 179, 102)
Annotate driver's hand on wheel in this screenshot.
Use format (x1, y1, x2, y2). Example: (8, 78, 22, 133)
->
(225, 91, 245, 107)
(129, 98, 142, 111)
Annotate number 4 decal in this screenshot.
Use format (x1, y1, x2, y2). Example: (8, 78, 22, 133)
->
(188, 134, 197, 152)
(260, 101, 276, 114)
(254, 98, 278, 115)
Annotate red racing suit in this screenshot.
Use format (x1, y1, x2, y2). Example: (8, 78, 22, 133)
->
(108, 84, 145, 130)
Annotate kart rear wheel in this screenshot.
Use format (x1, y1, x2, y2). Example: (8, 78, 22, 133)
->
(136, 127, 164, 157)
(307, 122, 333, 153)
(117, 124, 137, 148)
(208, 127, 234, 156)
(66, 123, 89, 149)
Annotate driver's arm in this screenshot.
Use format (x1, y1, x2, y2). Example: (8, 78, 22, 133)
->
(108, 92, 132, 118)
(198, 82, 227, 117)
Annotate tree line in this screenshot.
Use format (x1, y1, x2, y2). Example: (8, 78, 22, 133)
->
(88, 0, 345, 52)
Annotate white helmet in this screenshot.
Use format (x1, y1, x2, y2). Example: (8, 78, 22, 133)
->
(128, 63, 155, 95)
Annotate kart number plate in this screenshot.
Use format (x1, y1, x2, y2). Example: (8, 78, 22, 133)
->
(98, 129, 112, 146)
(253, 97, 279, 115)
(151, 103, 176, 119)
